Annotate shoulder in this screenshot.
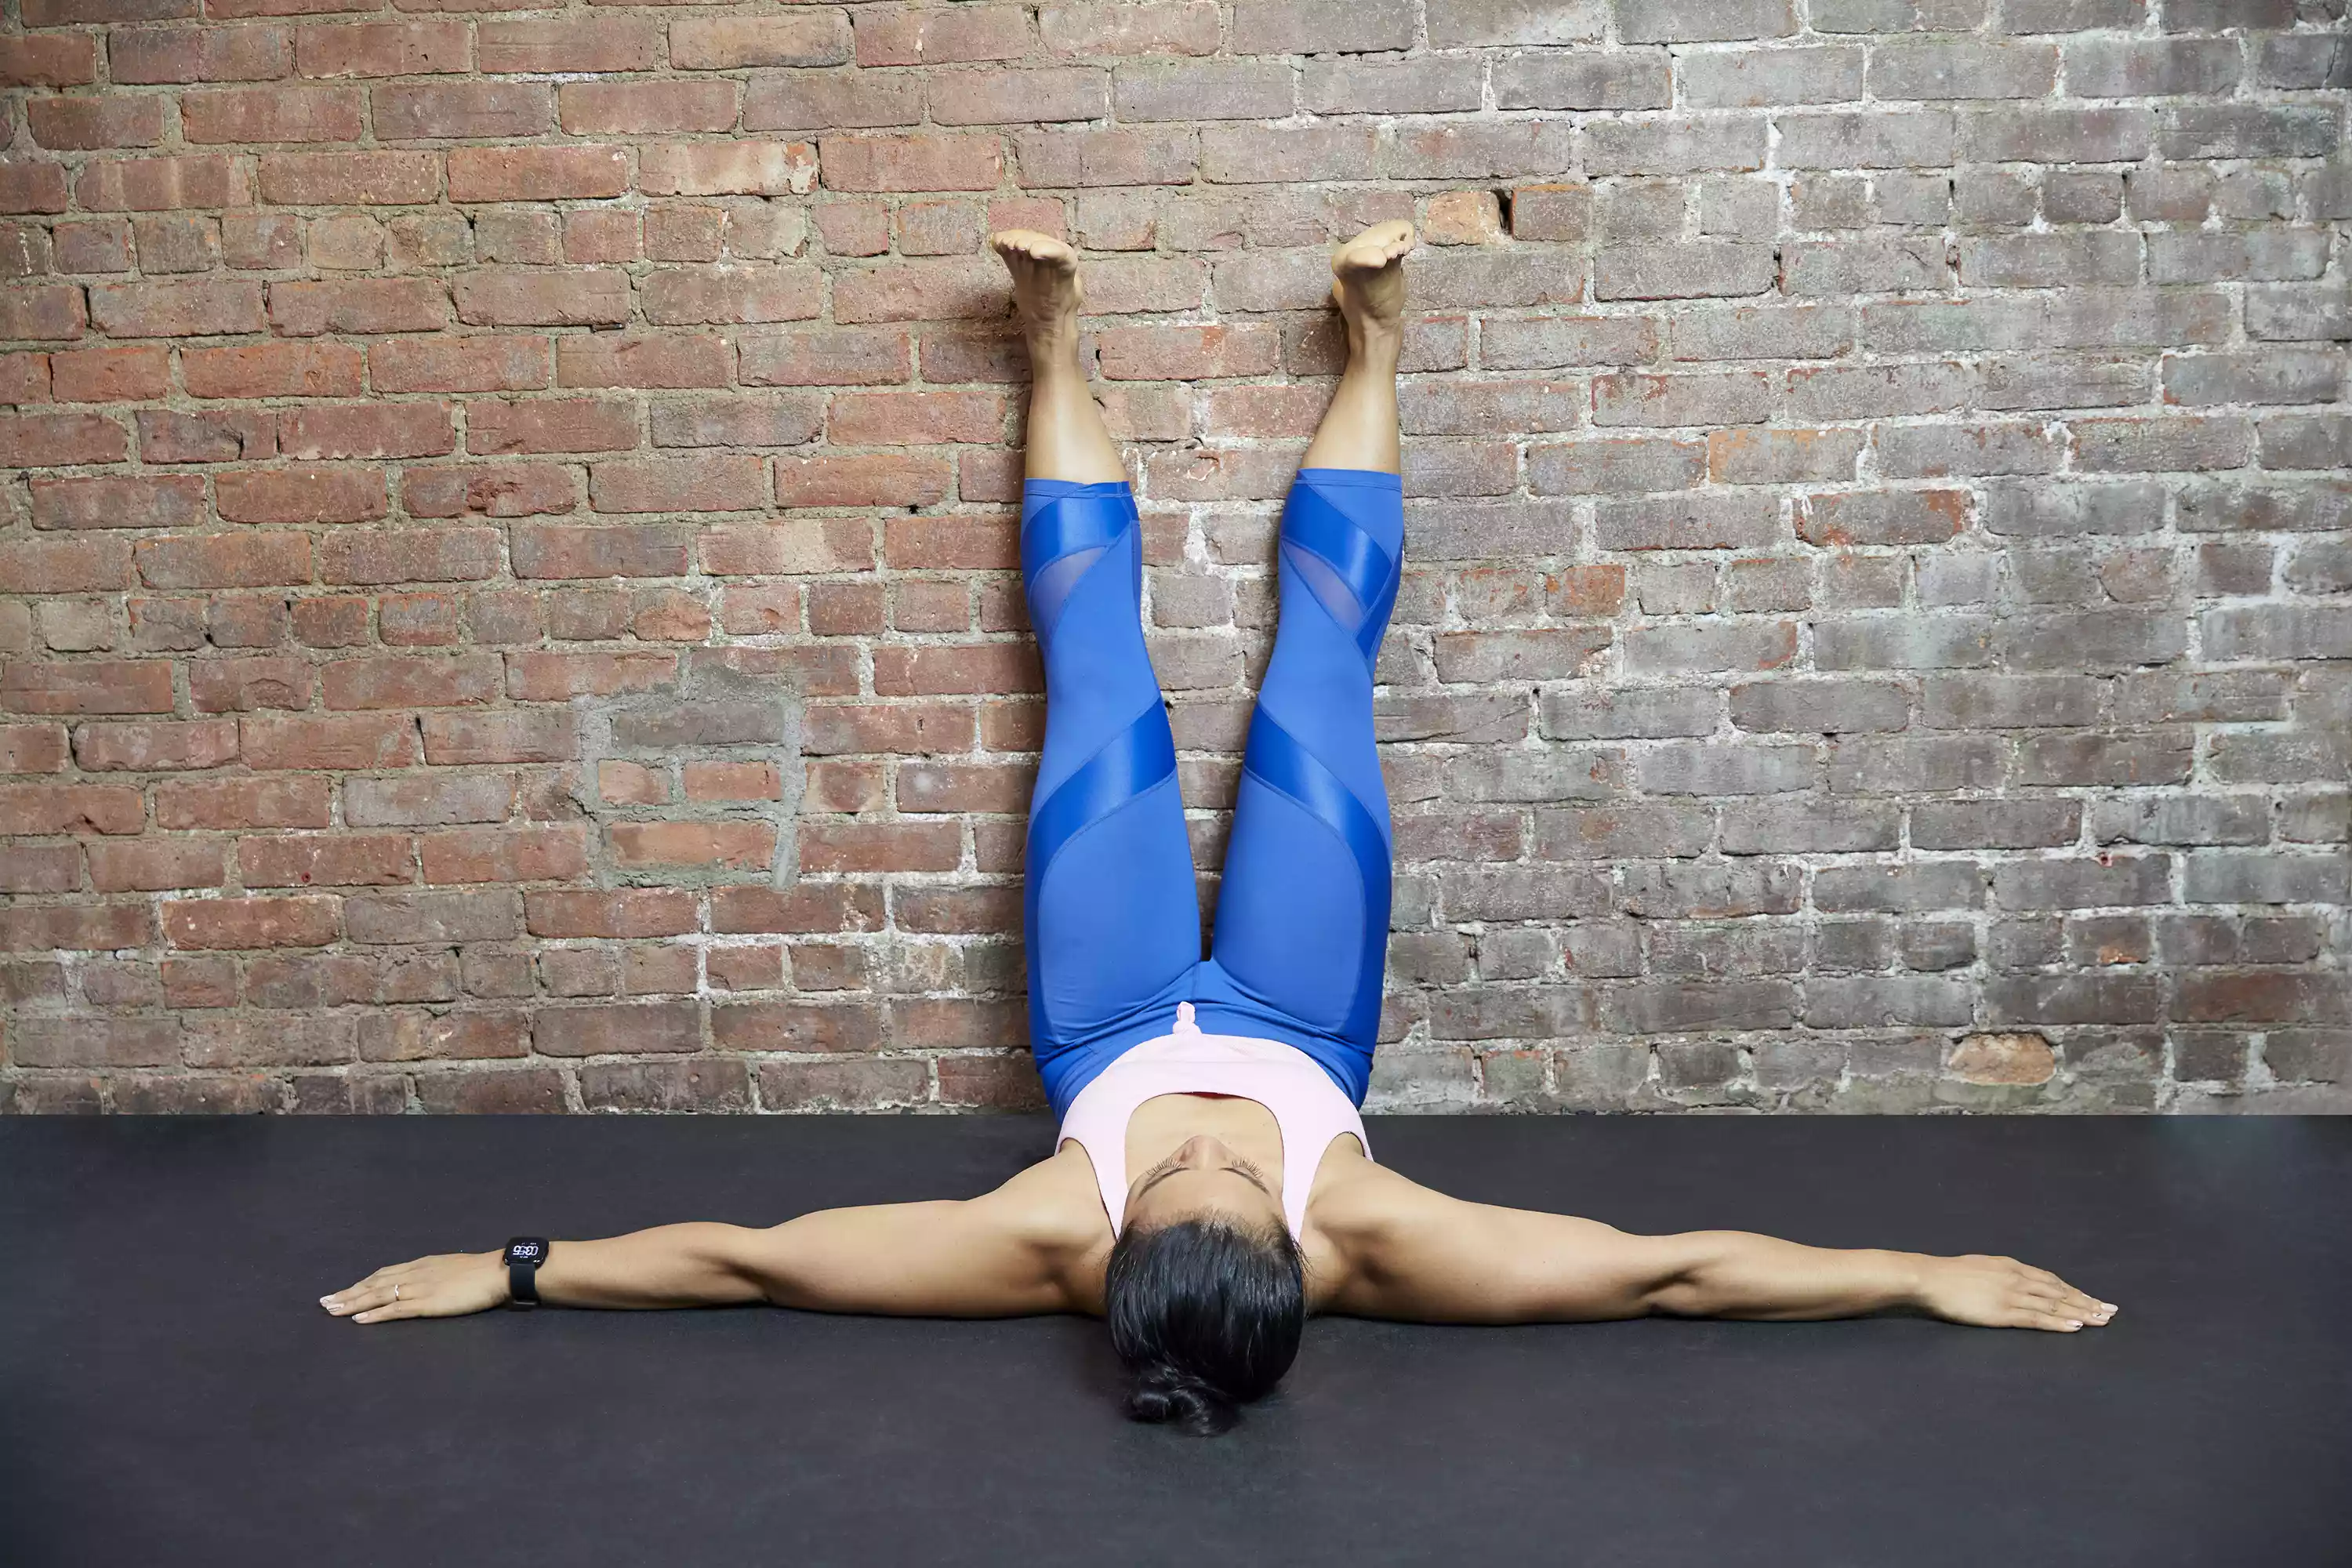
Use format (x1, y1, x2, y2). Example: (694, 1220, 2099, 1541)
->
(985, 1145, 1115, 1288)
(1299, 1145, 1453, 1303)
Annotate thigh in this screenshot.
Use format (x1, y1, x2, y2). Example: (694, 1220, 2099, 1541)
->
(1022, 481, 1201, 1094)
(1210, 469, 1402, 1045)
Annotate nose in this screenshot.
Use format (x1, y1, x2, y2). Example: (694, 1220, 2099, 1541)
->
(1175, 1134, 1224, 1166)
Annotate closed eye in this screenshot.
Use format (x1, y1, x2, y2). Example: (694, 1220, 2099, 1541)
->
(1134, 1160, 1270, 1202)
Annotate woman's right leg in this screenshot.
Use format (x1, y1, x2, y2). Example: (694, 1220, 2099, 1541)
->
(1202, 222, 1414, 1102)
(996, 231, 1202, 1115)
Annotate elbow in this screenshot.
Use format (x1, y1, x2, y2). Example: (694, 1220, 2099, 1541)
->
(1639, 1236, 1730, 1318)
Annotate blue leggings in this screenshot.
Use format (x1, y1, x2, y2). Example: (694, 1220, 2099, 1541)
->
(1022, 468, 1403, 1120)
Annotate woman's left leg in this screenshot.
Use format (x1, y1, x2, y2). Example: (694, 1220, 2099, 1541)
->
(1200, 223, 1414, 1102)
(996, 231, 1203, 1116)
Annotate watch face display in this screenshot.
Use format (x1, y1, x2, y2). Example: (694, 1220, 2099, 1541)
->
(506, 1239, 546, 1267)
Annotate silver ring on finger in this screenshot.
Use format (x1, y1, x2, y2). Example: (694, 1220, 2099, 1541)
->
(393, 1283, 401, 1302)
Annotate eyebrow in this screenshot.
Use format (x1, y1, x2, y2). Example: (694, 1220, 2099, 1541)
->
(1134, 1159, 1270, 1203)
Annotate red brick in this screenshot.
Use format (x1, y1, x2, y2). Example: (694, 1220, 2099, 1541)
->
(241, 713, 422, 771)
(2, 659, 175, 716)
(535, 1000, 702, 1057)
(503, 650, 677, 701)
(134, 532, 312, 590)
(371, 81, 549, 140)
(590, 455, 768, 513)
(322, 654, 502, 710)
(641, 264, 822, 325)
(419, 708, 575, 764)
(0, 723, 72, 774)
(703, 884, 878, 937)
(0, 159, 71, 214)
(683, 760, 783, 802)
(28, 475, 198, 533)
(191, 655, 314, 713)
(278, 402, 455, 461)
(241, 833, 416, 887)
(557, 334, 731, 390)
(677, 13, 848, 70)
(75, 155, 250, 212)
(73, 719, 239, 771)
(820, 132, 1005, 192)
(1, 286, 93, 342)
(452, 270, 631, 328)
(897, 761, 1031, 814)
(0, 782, 146, 834)
(827, 390, 1009, 446)
(368, 337, 549, 394)
(467, 397, 638, 456)
(401, 463, 576, 519)
(111, 26, 291, 85)
(11, 1018, 182, 1070)
(155, 774, 331, 829)
(558, 79, 738, 136)
(2, 844, 84, 894)
(1, 35, 100, 87)
(268, 277, 448, 335)
(798, 821, 964, 873)
(183, 341, 363, 399)
(0, 412, 125, 465)
(477, 17, 661, 73)
(710, 999, 883, 1054)
(420, 825, 591, 884)
(884, 516, 1018, 571)
(525, 888, 697, 938)
(774, 453, 952, 508)
(0, 902, 152, 950)
(30, 96, 167, 151)
(511, 524, 689, 579)
(87, 278, 264, 337)
(88, 838, 228, 892)
(831, 258, 1003, 324)
(937, 1052, 1047, 1109)
(37, 347, 160, 407)
(359, 1010, 532, 1062)
(295, 20, 470, 78)
(639, 141, 816, 197)
(216, 465, 388, 524)
(164, 895, 341, 949)
(181, 85, 361, 143)
(0, 351, 49, 405)
(606, 820, 776, 870)
(873, 643, 1041, 695)
(447, 145, 628, 202)
(136, 406, 277, 464)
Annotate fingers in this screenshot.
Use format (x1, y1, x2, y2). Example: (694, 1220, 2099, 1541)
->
(321, 1258, 424, 1319)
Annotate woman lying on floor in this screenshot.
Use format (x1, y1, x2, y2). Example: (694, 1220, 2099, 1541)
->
(324, 223, 2116, 1434)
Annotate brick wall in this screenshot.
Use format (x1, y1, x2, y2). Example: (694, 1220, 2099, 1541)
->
(2, 0, 2348, 1117)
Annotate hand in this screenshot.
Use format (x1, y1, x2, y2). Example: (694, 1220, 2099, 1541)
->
(321, 1251, 506, 1324)
(1912, 1254, 2117, 1332)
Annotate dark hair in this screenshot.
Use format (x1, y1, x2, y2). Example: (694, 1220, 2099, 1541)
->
(1104, 1218, 1306, 1436)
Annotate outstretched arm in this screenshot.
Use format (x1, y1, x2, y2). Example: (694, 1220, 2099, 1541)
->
(323, 1158, 1102, 1324)
(1315, 1163, 2115, 1332)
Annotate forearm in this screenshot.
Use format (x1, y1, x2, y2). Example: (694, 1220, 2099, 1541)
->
(1650, 1232, 1922, 1321)
(523, 1223, 765, 1310)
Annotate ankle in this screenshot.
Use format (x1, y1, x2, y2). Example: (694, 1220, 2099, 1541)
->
(1344, 322, 1403, 372)
(1023, 322, 1083, 361)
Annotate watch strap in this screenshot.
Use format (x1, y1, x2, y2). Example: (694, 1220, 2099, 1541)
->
(505, 1236, 546, 1308)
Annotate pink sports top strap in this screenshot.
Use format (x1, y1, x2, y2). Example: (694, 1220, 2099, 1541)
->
(1057, 1004, 1373, 1242)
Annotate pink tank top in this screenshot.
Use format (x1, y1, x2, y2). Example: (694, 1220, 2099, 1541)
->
(1057, 1004, 1372, 1242)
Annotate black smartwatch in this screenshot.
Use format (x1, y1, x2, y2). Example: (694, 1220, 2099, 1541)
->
(504, 1237, 549, 1308)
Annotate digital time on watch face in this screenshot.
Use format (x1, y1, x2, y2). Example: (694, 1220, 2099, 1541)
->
(506, 1240, 546, 1267)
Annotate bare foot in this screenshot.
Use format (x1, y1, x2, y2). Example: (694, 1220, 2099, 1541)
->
(990, 229, 1082, 339)
(1331, 220, 1414, 340)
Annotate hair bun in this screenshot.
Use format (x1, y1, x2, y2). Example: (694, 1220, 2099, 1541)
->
(1127, 1363, 1238, 1436)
